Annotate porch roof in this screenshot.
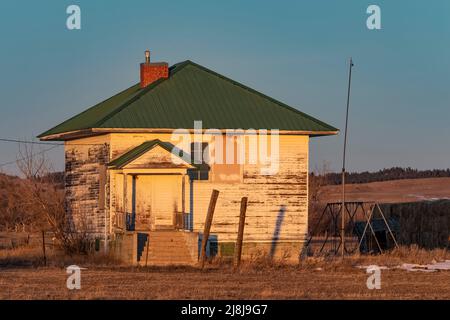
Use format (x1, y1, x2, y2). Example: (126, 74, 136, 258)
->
(108, 139, 196, 169)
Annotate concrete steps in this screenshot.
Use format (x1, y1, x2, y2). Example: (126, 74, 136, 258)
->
(138, 231, 198, 266)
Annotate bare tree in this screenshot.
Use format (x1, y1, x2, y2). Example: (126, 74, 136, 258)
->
(16, 143, 91, 254)
(0, 171, 45, 232)
(16, 143, 48, 180)
(309, 162, 331, 234)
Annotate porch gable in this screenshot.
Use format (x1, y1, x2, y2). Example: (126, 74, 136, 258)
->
(108, 139, 195, 170)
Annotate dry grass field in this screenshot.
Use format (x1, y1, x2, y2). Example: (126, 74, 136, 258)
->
(1, 264, 449, 300)
(0, 178, 449, 300)
(322, 177, 450, 203)
(0, 246, 449, 300)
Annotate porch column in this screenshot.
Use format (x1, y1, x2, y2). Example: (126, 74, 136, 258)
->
(128, 175, 136, 232)
(189, 178, 194, 231)
(131, 175, 136, 218)
(182, 174, 186, 214)
(123, 172, 128, 218)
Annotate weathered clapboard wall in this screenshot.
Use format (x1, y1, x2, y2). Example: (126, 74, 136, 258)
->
(65, 132, 309, 260)
(64, 135, 111, 236)
(191, 134, 309, 260)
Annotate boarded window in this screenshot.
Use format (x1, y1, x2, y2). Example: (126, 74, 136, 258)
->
(211, 136, 241, 182)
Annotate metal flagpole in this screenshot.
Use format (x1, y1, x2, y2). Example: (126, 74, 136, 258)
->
(341, 57, 354, 258)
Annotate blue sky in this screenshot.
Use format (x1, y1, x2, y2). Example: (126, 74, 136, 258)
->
(0, 0, 449, 174)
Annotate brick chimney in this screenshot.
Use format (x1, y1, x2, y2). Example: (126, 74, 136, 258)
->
(140, 50, 169, 88)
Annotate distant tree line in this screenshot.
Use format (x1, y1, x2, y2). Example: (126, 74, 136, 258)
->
(310, 167, 450, 185)
(39, 171, 64, 187)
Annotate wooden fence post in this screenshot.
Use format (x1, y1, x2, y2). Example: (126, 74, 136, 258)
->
(234, 197, 248, 269)
(199, 189, 219, 269)
(41, 230, 47, 266)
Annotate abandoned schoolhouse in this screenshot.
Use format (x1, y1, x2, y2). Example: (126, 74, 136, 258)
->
(38, 50, 338, 265)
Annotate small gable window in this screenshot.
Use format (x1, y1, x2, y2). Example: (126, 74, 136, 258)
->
(188, 142, 209, 180)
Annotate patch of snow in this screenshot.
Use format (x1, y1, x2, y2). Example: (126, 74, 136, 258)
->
(398, 263, 436, 273)
(356, 265, 389, 270)
(406, 194, 450, 201)
(426, 260, 450, 271)
(397, 260, 450, 272)
(356, 261, 450, 272)
(314, 267, 323, 271)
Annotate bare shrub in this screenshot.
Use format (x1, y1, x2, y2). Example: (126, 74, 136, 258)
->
(308, 162, 332, 234)
(0, 173, 46, 232)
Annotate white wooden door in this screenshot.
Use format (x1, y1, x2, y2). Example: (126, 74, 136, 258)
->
(151, 175, 180, 229)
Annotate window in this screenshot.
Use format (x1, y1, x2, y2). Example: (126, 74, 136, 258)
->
(188, 142, 209, 180)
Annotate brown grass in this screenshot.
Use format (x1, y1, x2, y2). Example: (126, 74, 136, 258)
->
(0, 244, 123, 269)
(0, 245, 448, 300)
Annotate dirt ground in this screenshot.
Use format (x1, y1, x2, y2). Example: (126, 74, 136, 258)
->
(1, 259, 449, 299)
(1, 237, 449, 300)
(322, 177, 450, 203)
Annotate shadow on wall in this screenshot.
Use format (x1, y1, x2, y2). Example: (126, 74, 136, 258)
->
(269, 205, 286, 258)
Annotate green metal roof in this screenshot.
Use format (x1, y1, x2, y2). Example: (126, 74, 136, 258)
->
(108, 139, 195, 168)
(38, 60, 338, 139)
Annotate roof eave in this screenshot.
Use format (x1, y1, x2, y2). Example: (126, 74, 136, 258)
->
(309, 130, 339, 137)
(39, 127, 339, 141)
(38, 128, 97, 141)
(95, 127, 340, 136)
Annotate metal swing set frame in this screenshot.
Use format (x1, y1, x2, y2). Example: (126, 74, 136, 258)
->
(305, 201, 399, 256)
